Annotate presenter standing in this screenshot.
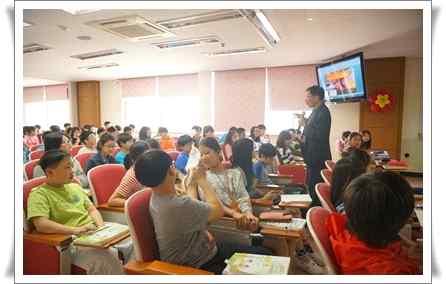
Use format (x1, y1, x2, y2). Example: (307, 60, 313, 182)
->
(300, 85, 332, 206)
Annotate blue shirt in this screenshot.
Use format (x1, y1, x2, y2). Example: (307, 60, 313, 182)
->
(175, 152, 189, 175)
(115, 151, 127, 165)
(253, 161, 273, 185)
(85, 153, 117, 174)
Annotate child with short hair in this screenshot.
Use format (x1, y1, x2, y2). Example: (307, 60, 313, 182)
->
(27, 150, 132, 274)
(253, 143, 277, 185)
(157, 127, 175, 151)
(202, 125, 215, 139)
(327, 171, 420, 274)
(77, 131, 97, 155)
(342, 132, 362, 157)
(336, 131, 351, 156)
(175, 135, 194, 175)
(115, 133, 134, 164)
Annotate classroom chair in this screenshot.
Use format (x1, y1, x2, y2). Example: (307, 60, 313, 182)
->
(74, 152, 95, 172)
(23, 159, 40, 181)
(29, 149, 44, 161)
(320, 169, 333, 186)
(315, 183, 336, 212)
(306, 207, 339, 275)
(70, 145, 82, 157)
(124, 189, 213, 275)
(167, 151, 180, 162)
(325, 160, 335, 172)
(277, 164, 307, 185)
(23, 176, 86, 275)
(87, 164, 127, 224)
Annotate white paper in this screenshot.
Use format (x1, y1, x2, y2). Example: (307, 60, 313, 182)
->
(280, 194, 312, 203)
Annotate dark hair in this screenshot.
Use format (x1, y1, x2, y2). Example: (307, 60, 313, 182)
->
(306, 85, 325, 100)
(344, 171, 415, 248)
(342, 131, 352, 140)
(257, 124, 266, 130)
(97, 127, 105, 136)
(276, 130, 292, 149)
(231, 138, 255, 191)
(50, 125, 61, 133)
(44, 132, 63, 151)
(249, 126, 259, 141)
(288, 128, 296, 134)
(347, 149, 371, 170)
(158, 127, 168, 135)
(237, 127, 245, 134)
(124, 141, 150, 170)
(259, 143, 277, 158)
(139, 126, 151, 141)
(129, 124, 135, 129)
(63, 123, 71, 128)
(79, 130, 94, 145)
(199, 137, 221, 153)
(361, 130, 372, 150)
(146, 138, 161, 149)
(192, 125, 202, 132)
(223, 128, 238, 146)
(39, 149, 70, 173)
(349, 132, 362, 141)
(34, 124, 41, 129)
(70, 127, 81, 144)
(331, 158, 366, 207)
(115, 125, 122, 131)
(104, 121, 111, 126)
(134, 150, 173, 187)
(176, 135, 193, 147)
(82, 124, 92, 131)
(203, 125, 214, 136)
(97, 133, 115, 151)
(117, 133, 133, 147)
(123, 126, 132, 133)
(107, 126, 116, 133)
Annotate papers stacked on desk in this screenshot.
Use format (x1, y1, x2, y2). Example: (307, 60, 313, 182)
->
(223, 253, 290, 275)
(280, 194, 312, 203)
(73, 222, 129, 248)
(259, 218, 306, 232)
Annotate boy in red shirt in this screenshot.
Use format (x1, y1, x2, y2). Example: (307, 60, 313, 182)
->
(327, 171, 421, 274)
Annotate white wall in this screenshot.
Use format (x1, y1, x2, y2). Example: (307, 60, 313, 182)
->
(100, 80, 122, 126)
(401, 57, 423, 171)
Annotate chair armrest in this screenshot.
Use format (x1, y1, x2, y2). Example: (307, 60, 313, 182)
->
(97, 204, 125, 213)
(24, 231, 72, 247)
(124, 260, 213, 275)
(251, 198, 273, 207)
(260, 228, 303, 239)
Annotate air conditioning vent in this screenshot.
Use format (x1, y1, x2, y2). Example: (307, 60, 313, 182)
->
(87, 15, 174, 42)
(70, 49, 124, 60)
(204, 47, 266, 57)
(157, 10, 243, 29)
(78, 63, 119, 70)
(152, 36, 223, 49)
(23, 43, 51, 54)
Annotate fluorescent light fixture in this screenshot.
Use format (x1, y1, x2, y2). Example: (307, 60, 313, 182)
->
(239, 9, 280, 47)
(78, 63, 119, 70)
(62, 9, 101, 15)
(157, 10, 242, 29)
(152, 36, 224, 49)
(24, 21, 33, 27)
(204, 47, 266, 57)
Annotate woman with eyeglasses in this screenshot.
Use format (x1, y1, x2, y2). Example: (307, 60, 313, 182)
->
(84, 133, 117, 174)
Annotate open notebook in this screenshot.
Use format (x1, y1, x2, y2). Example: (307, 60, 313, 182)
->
(259, 218, 306, 232)
(73, 222, 129, 248)
(223, 253, 290, 275)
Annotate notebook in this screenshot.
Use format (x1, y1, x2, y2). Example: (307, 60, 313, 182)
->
(259, 218, 306, 232)
(73, 222, 130, 248)
(223, 253, 290, 275)
(280, 194, 312, 203)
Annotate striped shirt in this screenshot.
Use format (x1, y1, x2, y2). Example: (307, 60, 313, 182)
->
(114, 167, 144, 199)
(277, 147, 295, 165)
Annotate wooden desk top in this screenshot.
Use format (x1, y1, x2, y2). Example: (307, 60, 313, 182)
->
(260, 228, 303, 239)
(278, 201, 311, 209)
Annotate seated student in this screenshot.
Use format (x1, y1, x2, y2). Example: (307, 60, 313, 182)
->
(249, 126, 262, 152)
(157, 127, 175, 151)
(276, 130, 295, 165)
(34, 124, 43, 144)
(342, 132, 363, 157)
(115, 125, 122, 133)
(191, 125, 202, 148)
(222, 128, 239, 161)
(257, 124, 271, 144)
(147, 138, 161, 149)
(108, 141, 149, 207)
(70, 127, 82, 146)
(115, 133, 134, 164)
(203, 125, 215, 139)
(106, 126, 118, 139)
(27, 150, 132, 274)
(360, 130, 372, 150)
(24, 126, 40, 149)
(33, 132, 88, 188)
(84, 133, 117, 174)
(123, 126, 133, 137)
(236, 127, 246, 139)
(139, 126, 151, 142)
(327, 171, 420, 274)
(336, 131, 351, 157)
(96, 127, 106, 137)
(288, 128, 303, 157)
(253, 143, 277, 186)
(135, 150, 271, 274)
(77, 131, 98, 155)
(23, 142, 30, 164)
(219, 126, 237, 144)
(175, 135, 194, 175)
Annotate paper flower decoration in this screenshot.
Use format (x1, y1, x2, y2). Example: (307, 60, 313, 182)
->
(368, 90, 394, 113)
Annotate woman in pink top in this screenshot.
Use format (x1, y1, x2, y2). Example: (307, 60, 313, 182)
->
(108, 141, 150, 207)
(24, 126, 40, 149)
(222, 128, 239, 161)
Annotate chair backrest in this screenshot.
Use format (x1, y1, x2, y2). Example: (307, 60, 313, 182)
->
(277, 164, 307, 185)
(87, 164, 126, 206)
(325, 160, 335, 172)
(30, 144, 43, 152)
(167, 151, 180, 162)
(125, 189, 159, 262)
(306, 207, 339, 274)
(321, 169, 333, 186)
(29, 150, 44, 161)
(70, 145, 82, 157)
(315, 183, 335, 212)
(23, 176, 47, 232)
(74, 152, 95, 172)
(23, 159, 40, 181)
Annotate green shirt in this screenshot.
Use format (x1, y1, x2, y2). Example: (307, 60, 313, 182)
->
(27, 183, 94, 227)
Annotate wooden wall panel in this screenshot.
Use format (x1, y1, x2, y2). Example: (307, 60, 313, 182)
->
(77, 81, 101, 127)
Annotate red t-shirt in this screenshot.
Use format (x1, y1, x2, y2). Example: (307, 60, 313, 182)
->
(326, 213, 420, 274)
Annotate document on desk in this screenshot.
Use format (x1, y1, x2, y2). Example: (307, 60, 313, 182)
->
(259, 218, 306, 232)
(280, 194, 312, 203)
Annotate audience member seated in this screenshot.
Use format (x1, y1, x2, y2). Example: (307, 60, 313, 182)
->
(336, 131, 351, 157)
(96, 127, 106, 137)
(191, 125, 202, 148)
(288, 129, 303, 157)
(236, 127, 246, 139)
(146, 138, 161, 150)
(360, 130, 372, 150)
(24, 126, 40, 149)
(115, 133, 134, 165)
(70, 127, 82, 146)
(33, 132, 88, 188)
(27, 150, 133, 274)
(249, 126, 262, 152)
(327, 171, 420, 274)
(253, 143, 277, 186)
(108, 141, 150, 207)
(77, 131, 98, 155)
(134, 149, 271, 274)
(231, 138, 259, 198)
(157, 127, 175, 151)
(106, 126, 118, 139)
(342, 132, 362, 157)
(84, 133, 117, 174)
(257, 124, 271, 144)
(203, 125, 215, 139)
(138, 126, 151, 142)
(222, 127, 239, 161)
(276, 130, 296, 165)
(175, 135, 194, 175)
